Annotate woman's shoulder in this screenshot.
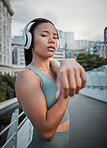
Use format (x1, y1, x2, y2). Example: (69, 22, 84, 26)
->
(15, 68, 41, 89)
(16, 68, 34, 80)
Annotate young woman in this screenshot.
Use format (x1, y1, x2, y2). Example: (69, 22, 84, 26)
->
(15, 18, 86, 148)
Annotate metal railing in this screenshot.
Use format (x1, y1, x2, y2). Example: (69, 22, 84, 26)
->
(0, 98, 27, 148)
(86, 65, 107, 90)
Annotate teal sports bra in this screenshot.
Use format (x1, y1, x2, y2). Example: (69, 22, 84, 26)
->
(25, 64, 69, 125)
(24, 64, 70, 148)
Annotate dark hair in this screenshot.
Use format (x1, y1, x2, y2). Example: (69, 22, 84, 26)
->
(24, 18, 58, 66)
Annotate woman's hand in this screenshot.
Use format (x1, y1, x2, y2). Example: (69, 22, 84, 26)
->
(50, 58, 86, 99)
(56, 58, 86, 98)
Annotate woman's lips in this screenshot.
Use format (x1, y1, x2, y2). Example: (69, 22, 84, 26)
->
(47, 46, 55, 51)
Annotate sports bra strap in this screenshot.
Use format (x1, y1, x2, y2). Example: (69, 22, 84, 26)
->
(26, 64, 45, 81)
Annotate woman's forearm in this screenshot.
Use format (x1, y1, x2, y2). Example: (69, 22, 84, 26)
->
(49, 59, 60, 74)
(43, 95, 70, 140)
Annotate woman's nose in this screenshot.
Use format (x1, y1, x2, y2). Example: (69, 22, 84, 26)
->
(48, 37, 55, 44)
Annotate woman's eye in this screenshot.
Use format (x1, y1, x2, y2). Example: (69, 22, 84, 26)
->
(41, 34, 47, 37)
(53, 37, 57, 39)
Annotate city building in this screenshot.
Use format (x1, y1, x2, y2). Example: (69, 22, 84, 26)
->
(64, 31, 74, 50)
(65, 40, 91, 58)
(12, 36, 25, 76)
(72, 27, 107, 59)
(104, 27, 107, 44)
(58, 30, 65, 49)
(51, 49, 65, 63)
(65, 49, 72, 59)
(95, 42, 107, 59)
(12, 36, 25, 65)
(0, 0, 14, 75)
(58, 30, 75, 59)
(73, 40, 91, 50)
(72, 41, 107, 59)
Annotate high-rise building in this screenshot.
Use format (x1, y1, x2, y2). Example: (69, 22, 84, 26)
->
(0, 0, 14, 75)
(12, 36, 25, 65)
(104, 27, 107, 44)
(57, 31, 75, 59)
(73, 40, 91, 50)
(64, 31, 74, 50)
(58, 30, 65, 49)
(52, 49, 65, 63)
(12, 36, 25, 76)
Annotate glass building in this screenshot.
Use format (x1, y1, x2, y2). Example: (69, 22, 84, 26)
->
(104, 27, 107, 44)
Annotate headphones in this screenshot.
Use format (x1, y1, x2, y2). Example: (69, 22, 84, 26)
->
(22, 19, 59, 50)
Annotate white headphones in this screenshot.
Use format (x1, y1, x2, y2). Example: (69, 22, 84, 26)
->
(22, 19, 59, 50)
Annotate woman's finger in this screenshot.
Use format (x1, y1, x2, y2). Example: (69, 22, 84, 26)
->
(57, 71, 69, 99)
(75, 71, 81, 94)
(80, 67, 86, 88)
(67, 70, 76, 96)
(56, 81, 61, 99)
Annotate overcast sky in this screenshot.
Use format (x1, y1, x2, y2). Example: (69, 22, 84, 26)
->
(10, 0, 107, 41)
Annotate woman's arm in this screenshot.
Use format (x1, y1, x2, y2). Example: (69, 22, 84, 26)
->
(15, 69, 70, 141)
(49, 59, 60, 74)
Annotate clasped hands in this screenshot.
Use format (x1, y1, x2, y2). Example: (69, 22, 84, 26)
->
(56, 58, 86, 99)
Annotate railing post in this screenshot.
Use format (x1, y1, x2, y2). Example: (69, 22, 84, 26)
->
(88, 71, 94, 88)
(93, 69, 103, 90)
(5, 108, 19, 148)
(85, 73, 89, 88)
(104, 66, 107, 80)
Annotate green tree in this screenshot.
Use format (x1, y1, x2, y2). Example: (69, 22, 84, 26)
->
(0, 74, 16, 102)
(76, 53, 107, 71)
(0, 92, 6, 102)
(1, 74, 16, 97)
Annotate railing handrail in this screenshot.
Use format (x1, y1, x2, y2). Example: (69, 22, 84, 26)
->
(0, 97, 20, 120)
(88, 65, 107, 72)
(0, 98, 27, 148)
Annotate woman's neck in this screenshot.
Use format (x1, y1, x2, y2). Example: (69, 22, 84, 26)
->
(31, 55, 50, 71)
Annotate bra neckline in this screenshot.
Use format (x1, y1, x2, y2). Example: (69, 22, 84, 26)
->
(28, 64, 56, 84)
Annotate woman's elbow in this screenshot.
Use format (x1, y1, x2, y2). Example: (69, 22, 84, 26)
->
(42, 131, 54, 141)
(34, 125, 54, 141)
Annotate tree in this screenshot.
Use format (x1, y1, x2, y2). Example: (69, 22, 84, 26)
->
(0, 74, 16, 102)
(76, 53, 107, 71)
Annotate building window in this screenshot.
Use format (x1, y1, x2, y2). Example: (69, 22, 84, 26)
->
(4, 46, 6, 53)
(8, 58, 9, 65)
(0, 55, 2, 62)
(0, 44, 1, 52)
(3, 25, 6, 33)
(0, 30, 2, 41)
(7, 38, 9, 46)
(7, 48, 9, 54)
(12, 47, 18, 64)
(4, 56, 6, 63)
(4, 35, 6, 43)
(0, 10, 1, 19)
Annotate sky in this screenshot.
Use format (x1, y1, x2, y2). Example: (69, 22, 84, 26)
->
(10, 0, 107, 41)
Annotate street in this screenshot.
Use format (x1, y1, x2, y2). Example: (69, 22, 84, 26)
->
(68, 94, 107, 148)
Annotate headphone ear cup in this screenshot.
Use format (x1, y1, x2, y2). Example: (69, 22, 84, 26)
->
(23, 32, 32, 49)
(56, 39, 59, 50)
(21, 31, 26, 46)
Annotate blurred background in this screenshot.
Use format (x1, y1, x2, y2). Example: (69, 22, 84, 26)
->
(0, 0, 107, 148)
(0, 0, 107, 77)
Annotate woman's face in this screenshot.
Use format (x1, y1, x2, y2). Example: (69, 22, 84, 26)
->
(33, 22, 58, 59)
